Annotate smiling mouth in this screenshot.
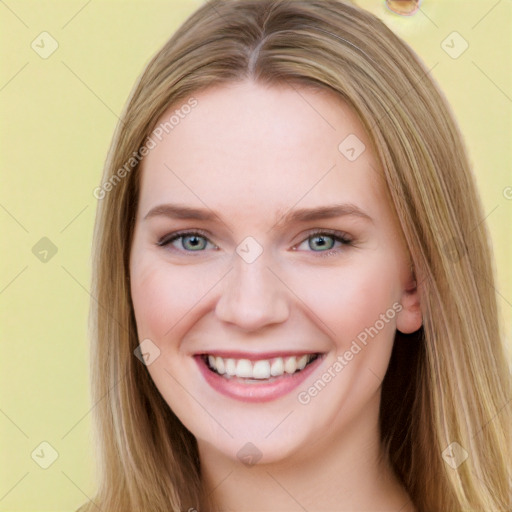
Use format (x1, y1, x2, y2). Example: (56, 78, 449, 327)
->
(200, 353, 322, 382)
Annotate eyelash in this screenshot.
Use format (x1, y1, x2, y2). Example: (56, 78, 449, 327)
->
(156, 228, 353, 258)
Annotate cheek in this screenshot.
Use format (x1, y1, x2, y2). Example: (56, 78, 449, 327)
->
(130, 258, 209, 341)
(289, 262, 400, 426)
(291, 258, 400, 342)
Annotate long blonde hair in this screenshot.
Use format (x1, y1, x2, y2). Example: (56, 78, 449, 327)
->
(80, 1, 512, 511)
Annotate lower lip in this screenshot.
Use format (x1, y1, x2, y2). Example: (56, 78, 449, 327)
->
(194, 354, 325, 403)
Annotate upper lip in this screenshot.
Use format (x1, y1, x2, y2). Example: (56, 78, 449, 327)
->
(195, 350, 323, 361)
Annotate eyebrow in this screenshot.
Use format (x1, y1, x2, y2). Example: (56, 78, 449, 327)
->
(144, 202, 373, 227)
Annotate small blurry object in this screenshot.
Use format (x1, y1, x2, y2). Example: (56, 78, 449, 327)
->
(385, 0, 422, 15)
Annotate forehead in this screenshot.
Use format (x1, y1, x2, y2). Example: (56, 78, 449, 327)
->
(137, 81, 385, 222)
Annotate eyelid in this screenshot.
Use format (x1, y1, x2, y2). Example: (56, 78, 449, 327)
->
(298, 228, 352, 244)
(157, 228, 216, 249)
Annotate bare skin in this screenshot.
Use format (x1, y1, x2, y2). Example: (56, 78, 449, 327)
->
(129, 80, 421, 511)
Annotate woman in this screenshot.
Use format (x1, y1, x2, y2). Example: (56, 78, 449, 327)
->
(81, 1, 512, 511)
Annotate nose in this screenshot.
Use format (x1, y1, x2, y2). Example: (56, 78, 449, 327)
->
(214, 251, 290, 332)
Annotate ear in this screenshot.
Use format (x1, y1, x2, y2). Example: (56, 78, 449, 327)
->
(396, 278, 422, 334)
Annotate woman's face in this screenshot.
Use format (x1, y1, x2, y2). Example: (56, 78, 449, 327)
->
(129, 81, 421, 464)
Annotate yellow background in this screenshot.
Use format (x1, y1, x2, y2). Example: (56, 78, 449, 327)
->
(1, 1, 510, 510)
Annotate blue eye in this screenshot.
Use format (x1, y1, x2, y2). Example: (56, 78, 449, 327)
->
(157, 229, 353, 257)
(295, 230, 353, 258)
(157, 230, 216, 253)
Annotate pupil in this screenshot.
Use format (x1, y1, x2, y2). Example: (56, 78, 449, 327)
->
(185, 235, 203, 250)
(312, 235, 333, 251)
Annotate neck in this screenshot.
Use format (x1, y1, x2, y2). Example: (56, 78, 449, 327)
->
(197, 391, 416, 512)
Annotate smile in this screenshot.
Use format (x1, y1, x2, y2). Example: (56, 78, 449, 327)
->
(195, 351, 325, 402)
(204, 353, 320, 379)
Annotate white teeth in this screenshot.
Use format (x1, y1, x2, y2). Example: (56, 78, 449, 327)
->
(270, 357, 284, 376)
(297, 354, 308, 370)
(225, 358, 237, 376)
(284, 356, 297, 374)
(205, 354, 317, 379)
(252, 360, 271, 379)
(215, 356, 225, 375)
(236, 359, 253, 378)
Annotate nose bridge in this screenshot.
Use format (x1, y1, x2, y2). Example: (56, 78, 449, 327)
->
(214, 245, 289, 330)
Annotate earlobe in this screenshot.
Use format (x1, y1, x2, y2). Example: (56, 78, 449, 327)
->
(396, 280, 423, 334)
